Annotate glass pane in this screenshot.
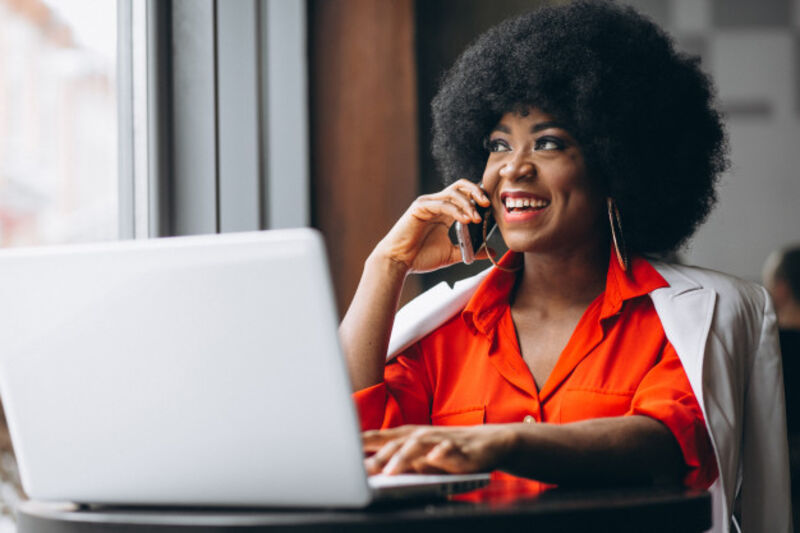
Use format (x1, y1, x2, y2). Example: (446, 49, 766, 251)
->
(0, 0, 118, 248)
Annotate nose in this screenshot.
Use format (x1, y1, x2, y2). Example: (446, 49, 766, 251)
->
(498, 153, 535, 181)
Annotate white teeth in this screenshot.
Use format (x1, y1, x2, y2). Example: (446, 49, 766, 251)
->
(504, 197, 549, 210)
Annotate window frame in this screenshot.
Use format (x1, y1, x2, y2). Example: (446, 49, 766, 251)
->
(116, 0, 309, 239)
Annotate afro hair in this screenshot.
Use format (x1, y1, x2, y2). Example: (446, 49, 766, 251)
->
(431, 0, 727, 254)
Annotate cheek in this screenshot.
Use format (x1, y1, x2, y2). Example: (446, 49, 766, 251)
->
(549, 173, 587, 197)
(544, 160, 591, 197)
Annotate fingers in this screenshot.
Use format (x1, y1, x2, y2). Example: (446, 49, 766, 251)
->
(437, 187, 481, 223)
(362, 427, 499, 476)
(411, 180, 491, 225)
(453, 179, 491, 208)
(363, 427, 478, 475)
(444, 180, 491, 222)
(409, 460, 449, 475)
(362, 426, 417, 452)
(364, 439, 404, 475)
(363, 427, 441, 475)
(410, 197, 474, 225)
(425, 439, 473, 473)
(383, 431, 437, 474)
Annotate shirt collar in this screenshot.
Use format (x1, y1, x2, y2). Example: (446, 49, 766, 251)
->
(461, 247, 669, 335)
(460, 251, 521, 336)
(600, 249, 668, 319)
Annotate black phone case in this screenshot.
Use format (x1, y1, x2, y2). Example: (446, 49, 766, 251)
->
(467, 203, 494, 253)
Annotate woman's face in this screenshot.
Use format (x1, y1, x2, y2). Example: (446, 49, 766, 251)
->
(481, 108, 606, 256)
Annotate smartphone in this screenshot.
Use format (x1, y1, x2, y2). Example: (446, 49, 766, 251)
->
(455, 202, 496, 264)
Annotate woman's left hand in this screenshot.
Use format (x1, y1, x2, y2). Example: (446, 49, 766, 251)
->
(362, 425, 516, 475)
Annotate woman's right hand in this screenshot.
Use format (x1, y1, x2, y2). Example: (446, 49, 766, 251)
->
(372, 179, 492, 274)
(341, 179, 491, 391)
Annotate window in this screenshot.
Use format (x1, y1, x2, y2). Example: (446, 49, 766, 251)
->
(0, 0, 118, 247)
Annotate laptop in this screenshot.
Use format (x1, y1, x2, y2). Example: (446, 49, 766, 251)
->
(0, 229, 488, 507)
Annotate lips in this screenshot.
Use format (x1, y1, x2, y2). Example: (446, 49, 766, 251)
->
(499, 191, 551, 217)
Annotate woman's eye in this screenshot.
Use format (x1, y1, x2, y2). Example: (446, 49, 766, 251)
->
(534, 137, 564, 151)
(486, 139, 511, 153)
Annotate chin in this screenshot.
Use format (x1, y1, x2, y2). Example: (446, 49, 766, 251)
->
(499, 231, 551, 254)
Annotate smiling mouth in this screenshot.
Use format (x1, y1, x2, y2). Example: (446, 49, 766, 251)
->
(502, 196, 550, 213)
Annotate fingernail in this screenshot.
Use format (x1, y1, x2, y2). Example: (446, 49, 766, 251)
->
(384, 458, 398, 474)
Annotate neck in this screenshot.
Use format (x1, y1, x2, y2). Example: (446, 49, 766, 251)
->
(513, 241, 610, 314)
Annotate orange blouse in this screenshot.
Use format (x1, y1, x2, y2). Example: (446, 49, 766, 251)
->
(354, 251, 718, 490)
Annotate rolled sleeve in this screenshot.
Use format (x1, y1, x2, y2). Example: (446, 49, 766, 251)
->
(352, 343, 432, 431)
(353, 382, 389, 431)
(626, 342, 718, 489)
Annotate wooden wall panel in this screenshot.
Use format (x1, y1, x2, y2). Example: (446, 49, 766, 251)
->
(309, 0, 419, 316)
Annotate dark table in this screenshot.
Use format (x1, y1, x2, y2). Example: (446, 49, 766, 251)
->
(17, 481, 711, 533)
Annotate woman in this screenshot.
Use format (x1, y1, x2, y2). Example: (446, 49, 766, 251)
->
(339, 2, 790, 531)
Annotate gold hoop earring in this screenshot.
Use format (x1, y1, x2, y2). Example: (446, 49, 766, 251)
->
(607, 198, 629, 272)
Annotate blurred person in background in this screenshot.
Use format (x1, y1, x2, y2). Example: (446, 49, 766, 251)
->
(764, 246, 800, 340)
(763, 245, 800, 523)
(340, 2, 790, 531)
(763, 246, 800, 433)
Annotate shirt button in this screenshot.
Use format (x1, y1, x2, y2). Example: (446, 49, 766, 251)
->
(523, 415, 536, 424)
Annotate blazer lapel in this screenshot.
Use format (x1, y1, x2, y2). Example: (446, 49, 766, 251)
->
(649, 262, 717, 412)
(387, 267, 491, 360)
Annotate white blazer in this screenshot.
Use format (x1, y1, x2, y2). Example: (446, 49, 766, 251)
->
(386, 261, 792, 533)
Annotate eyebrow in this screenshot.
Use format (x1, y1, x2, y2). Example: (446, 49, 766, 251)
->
(491, 121, 567, 134)
(531, 121, 566, 133)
